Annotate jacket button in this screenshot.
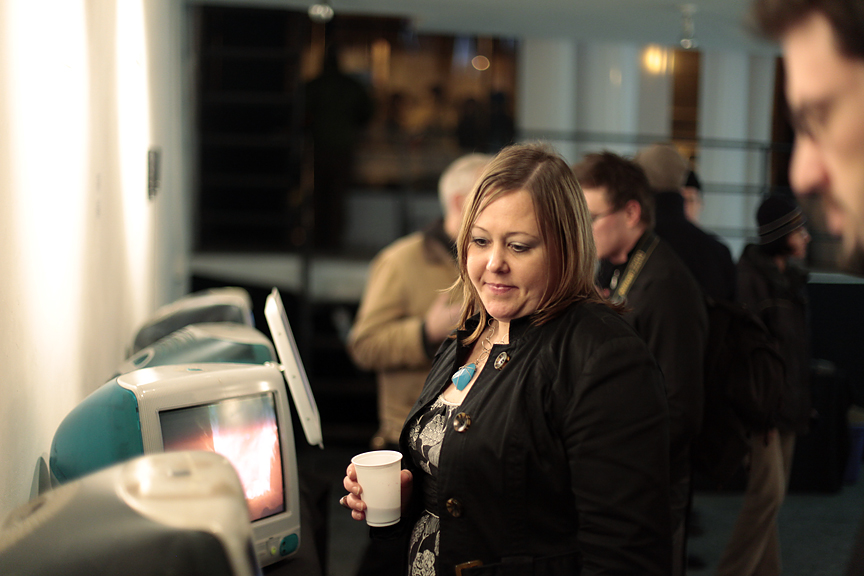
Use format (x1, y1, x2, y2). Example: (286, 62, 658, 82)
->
(446, 498, 463, 518)
(453, 412, 471, 432)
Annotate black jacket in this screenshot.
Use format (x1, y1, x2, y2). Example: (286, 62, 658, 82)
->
(602, 234, 708, 464)
(654, 191, 737, 302)
(737, 244, 811, 434)
(394, 301, 672, 576)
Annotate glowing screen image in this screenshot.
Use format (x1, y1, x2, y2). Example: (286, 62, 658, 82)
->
(160, 393, 285, 521)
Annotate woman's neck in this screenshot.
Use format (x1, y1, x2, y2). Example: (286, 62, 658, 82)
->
(491, 319, 510, 344)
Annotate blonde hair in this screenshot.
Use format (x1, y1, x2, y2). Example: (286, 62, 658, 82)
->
(453, 142, 607, 343)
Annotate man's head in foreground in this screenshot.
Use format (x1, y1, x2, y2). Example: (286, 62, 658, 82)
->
(753, 0, 864, 270)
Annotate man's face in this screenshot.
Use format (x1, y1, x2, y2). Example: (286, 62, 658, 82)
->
(681, 186, 703, 224)
(783, 12, 864, 270)
(787, 227, 811, 260)
(582, 186, 639, 265)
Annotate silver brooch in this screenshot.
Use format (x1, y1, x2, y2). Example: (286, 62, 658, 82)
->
(494, 351, 510, 370)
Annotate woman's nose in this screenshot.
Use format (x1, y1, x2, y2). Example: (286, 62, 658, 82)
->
(486, 246, 508, 272)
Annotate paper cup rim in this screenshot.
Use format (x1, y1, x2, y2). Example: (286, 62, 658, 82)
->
(351, 449, 402, 468)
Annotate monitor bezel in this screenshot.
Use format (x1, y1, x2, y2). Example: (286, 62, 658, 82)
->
(116, 363, 300, 547)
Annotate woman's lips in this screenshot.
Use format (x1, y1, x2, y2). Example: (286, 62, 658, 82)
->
(485, 283, 514, 295)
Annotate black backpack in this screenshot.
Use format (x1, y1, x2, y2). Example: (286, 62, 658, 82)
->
(692, 297, 785, 485)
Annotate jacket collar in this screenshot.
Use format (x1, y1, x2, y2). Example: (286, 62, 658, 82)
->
(422, 219, 457, 264)
(598, 231, 657, 290)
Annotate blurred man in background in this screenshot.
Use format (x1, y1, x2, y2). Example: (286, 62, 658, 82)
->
(635, 142, 737, 302)
(348, 153, 491, 451)
(574, 151, 708, 576)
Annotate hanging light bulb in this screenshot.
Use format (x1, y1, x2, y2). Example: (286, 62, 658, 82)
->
(308, 0, 334, 23)
(679, 4, 697, 50)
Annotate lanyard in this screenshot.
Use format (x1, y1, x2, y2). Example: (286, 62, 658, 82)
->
(610, 233, 659, 304)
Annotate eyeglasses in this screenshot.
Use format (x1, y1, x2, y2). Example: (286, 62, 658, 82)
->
(789, 94, 840, 141)
(590, 208, 619, 224)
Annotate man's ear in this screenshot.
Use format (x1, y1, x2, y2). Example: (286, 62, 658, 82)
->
(623, 199, 643, 227)
(449, 192, 466, 217)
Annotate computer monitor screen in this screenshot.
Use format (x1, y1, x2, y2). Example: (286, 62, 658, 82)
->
(159, 393, 285, 522)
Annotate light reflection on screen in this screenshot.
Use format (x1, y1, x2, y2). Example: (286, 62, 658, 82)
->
(159, 393, 285, 521)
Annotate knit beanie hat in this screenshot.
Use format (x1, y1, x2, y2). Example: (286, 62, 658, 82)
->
(633, 143, 688, 191)
(757, 194, 806, 244)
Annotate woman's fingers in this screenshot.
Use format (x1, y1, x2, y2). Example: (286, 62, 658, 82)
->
(343, 464, 362, 496)
(342, 462, 368, 522)
(400, 469, 413, 514)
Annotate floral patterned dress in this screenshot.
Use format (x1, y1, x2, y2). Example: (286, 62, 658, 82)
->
(405, 394, 460, 576)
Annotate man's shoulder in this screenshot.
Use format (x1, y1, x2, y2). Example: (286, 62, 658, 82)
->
(658, 219, 733, 258)
(646, 236, 695, 275)
(635, 237, 704, 297)
(371, 231, 456, 278)
(700, 229, 735, 263)
(375, 232, 427, 261)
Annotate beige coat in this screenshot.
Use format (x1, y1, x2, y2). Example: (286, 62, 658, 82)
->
(347, 228, 459, 446)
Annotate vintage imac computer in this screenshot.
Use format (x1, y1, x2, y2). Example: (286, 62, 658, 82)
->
(49, 289, 322, 568)
(130, 287, 255, 354)
(118, 322, 277, 375)
(0, 451, 261, 576)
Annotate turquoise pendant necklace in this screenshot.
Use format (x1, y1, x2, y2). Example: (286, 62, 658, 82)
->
(451, 321, 499, 391)
(451, 363, 476, 391)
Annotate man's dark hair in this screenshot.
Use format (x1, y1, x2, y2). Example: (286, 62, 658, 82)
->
(752, 0, 864, 59)
(572, 151, 655, 230)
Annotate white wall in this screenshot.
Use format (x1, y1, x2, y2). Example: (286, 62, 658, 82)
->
(515, 38, 774, 256)
(698, 51, 776, 257)
(0, 0, 189, 518)
(516, 38, 579, 161)
(517, 38, 677, 163)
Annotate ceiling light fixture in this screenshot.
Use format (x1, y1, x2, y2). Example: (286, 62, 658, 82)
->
(679, 4, 697, 50)
(472, 55, 490, 71)
(308, 0, 334, 23)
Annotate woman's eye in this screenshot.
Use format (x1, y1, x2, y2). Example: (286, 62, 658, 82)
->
(472, 237, 488, 247)
(510, 243, 529, 253)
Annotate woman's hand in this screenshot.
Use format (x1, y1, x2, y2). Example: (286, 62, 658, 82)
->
(341, 463, 414, 522)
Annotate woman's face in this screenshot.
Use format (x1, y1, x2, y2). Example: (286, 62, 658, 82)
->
(466, 189, 549, 323)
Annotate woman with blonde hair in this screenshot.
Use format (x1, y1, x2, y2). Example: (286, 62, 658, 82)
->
(341, 142, 672, 575)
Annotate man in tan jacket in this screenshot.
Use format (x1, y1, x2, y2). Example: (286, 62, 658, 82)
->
(348, 153, 491, 450)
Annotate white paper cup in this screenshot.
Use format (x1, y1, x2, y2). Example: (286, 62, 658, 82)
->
(351, 450, 403, 527)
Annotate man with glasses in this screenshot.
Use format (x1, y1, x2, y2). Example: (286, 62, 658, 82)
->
(573, 151, 708, 576)
(753, 0, 864, 272)
(751, 0, 864, 571)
